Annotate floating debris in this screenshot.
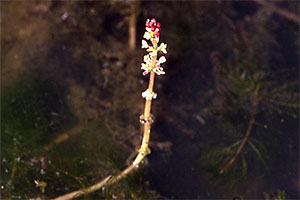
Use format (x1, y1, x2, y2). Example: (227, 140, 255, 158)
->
(50, 111, 60, 116)
(48, 121, 54, 126)
(40, 169, 46, 175)
(34, 180, 47, 193)
(61, 12, 69, 21)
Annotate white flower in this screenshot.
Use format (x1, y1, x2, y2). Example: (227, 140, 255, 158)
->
(141, 62, 152, 76)
(143, 54, 152, 64)
(142, 40, 149, 49)
(143, 32, 151, 40)
(158, 43, 167, 54)
(158, 56, 166, 64)
(142, 89, 157, 100)
(153, 66, 165, 75)
(141, 63, 147, 70)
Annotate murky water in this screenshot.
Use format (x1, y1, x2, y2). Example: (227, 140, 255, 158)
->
(1, 1, 299, 199)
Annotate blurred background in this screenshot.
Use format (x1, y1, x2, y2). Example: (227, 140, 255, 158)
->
(1, 1, 299, 199)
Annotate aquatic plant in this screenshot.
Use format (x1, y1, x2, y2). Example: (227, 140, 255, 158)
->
(198, 11, 299, 189)
(133, 18, 167, 165)
(53, 18, 167, 200)
(204, 44, 299, 183)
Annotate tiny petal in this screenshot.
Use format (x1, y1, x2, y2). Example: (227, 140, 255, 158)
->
(143, 71, 148, 76)
(142, 40, 149, 48)
(145, 19, 150, 27)
(158, 43, 167, 54)
(141, 63, 147, 70)
(143, 32, 151, 40)
(153, 66, 165, 75)
(158, 56, 166, 64)
(144, 54, 151, 63)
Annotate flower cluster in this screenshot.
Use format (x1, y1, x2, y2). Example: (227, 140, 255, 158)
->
(145, 18, 161, 39)
(141, 18, 167, 76)
(142, 89, 157, 100)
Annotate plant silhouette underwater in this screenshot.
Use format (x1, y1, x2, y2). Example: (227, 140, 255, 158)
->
(203, 46, 299, 189)
(53, 18, 167, 200)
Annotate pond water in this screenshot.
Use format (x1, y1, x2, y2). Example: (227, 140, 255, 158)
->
(1, 1, 299, 200)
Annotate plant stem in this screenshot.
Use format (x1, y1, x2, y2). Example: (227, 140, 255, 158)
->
(133, 39, 157, 165)
(221, 117, 255, 173)
(133, 71, 155, 165)
(253, 0, 300, 24)
(221, 101, 258, 173)
(53, 175, 112, 200)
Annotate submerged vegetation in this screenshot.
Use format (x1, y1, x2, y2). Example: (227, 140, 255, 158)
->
(1, 77, 155, 199)
(1, 1, 299, 199)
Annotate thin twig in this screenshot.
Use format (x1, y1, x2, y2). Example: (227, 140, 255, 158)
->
(44, 125, 86, 151)
(129, 0, 137, 51)
(254, 0, 300, 24)
(53, 175, 112, 200)
(6, 156, 17, 188)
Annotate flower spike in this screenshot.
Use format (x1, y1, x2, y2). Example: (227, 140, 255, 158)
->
(133, 18, 167, 167)
(141, 18, 167, 76)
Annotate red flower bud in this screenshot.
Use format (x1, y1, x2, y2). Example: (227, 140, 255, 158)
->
(151, 18, 156, 24)
(156, 22, 161, 28)
(151, 26, 155, 32)
(146, 19, 152, 28)
(154, 32, 160, 38)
